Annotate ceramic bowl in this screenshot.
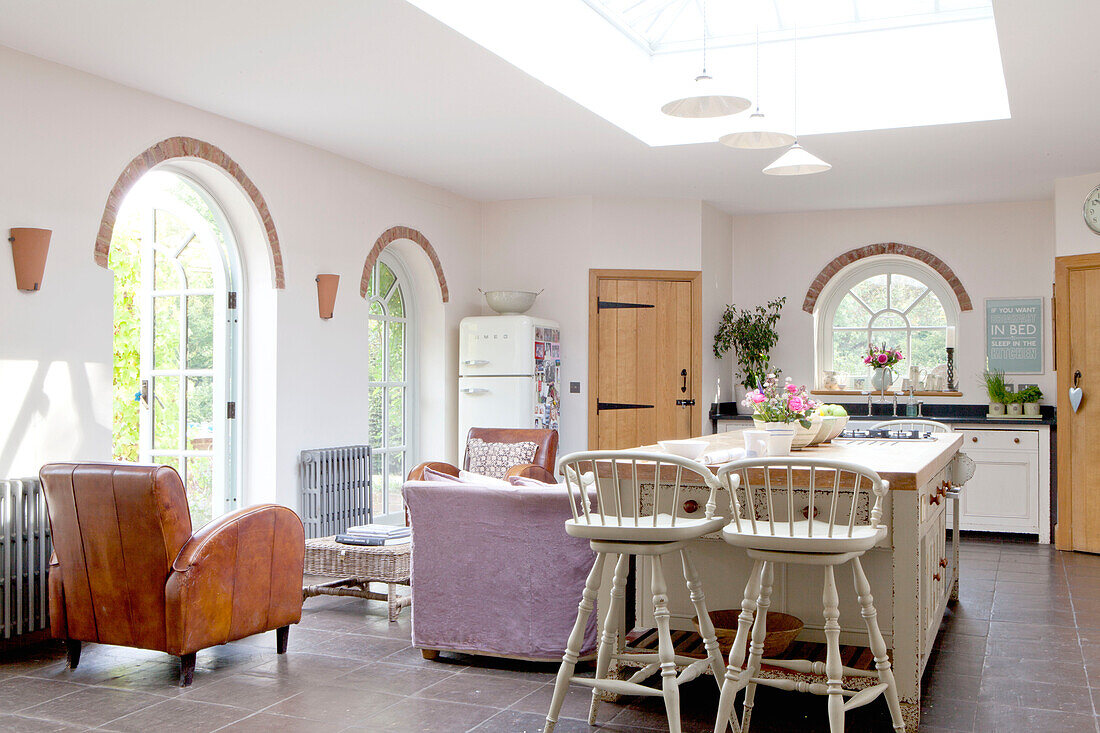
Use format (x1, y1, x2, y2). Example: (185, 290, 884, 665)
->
(824, 415, 849, 441)
(658, 439, 708, 461)
(811, 416, 836, 444)
(693, 610, 803, 658)
(483, 290, 539, 314)
(791, 415, 823, 449)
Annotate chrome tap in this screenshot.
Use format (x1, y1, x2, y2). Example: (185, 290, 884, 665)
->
(892, 392, 899, 416)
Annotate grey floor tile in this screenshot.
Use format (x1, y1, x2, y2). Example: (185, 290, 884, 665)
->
(18, 686, 162, 727)
(262, 685, 403, 726)
(0, 677, 87, 713)
(350, 697, 498, 732)
(413, 671, 544, 708)
(97, 697, 251, 732)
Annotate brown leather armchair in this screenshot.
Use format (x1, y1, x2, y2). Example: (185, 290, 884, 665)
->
(408, 427, 559, 483)
(40, 463, 305, 687)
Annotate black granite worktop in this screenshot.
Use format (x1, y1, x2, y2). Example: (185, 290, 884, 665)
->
(709, 401, 1057, 429)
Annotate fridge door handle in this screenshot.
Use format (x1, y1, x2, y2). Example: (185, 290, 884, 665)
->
(461, 387, 490, 395)
(462, 359, 490, 366)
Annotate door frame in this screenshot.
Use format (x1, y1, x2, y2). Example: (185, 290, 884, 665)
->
(1054, 251, 1100, 550)
(587, 269, 703, 449)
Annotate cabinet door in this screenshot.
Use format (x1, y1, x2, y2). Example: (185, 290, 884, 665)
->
(957, 448, 1039, 533)
(920, 506, 948, 658)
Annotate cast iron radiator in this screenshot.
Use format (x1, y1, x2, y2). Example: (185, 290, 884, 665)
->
(298, 445, 372, 539)
(1, 477, 51, 639)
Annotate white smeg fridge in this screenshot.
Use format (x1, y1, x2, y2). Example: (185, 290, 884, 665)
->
(458, 315, 561, 452)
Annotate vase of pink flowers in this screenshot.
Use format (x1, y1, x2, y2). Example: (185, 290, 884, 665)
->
(864, 344, 904, 393)
(744, 374, 817, 455)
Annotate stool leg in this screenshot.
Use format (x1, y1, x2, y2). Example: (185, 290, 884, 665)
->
(651, 553, 682, 733)
(589, 553, 630, 724)
(852, 557, 906, 733)
(823, 565, 845, 733)
(544, 552, 607, 733)
(740, 561, 773, 733)
(388, 583, 398, 622)
(713, 559, 763, 733)
(680, 548, 726, 688)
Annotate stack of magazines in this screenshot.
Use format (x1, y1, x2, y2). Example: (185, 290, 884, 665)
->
(335, 523, 411, 547)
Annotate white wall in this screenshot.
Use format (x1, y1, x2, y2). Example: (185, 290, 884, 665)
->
(1055, 172, 1100, 258)
(732, 200, 1056, 403)
(479, 196, 731, 455)
(0, 47, 482, 508)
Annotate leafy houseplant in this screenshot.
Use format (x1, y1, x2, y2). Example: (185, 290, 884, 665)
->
(1019, 385, 1043, 416)
(714, 297, 785, 393)
(1005, 389, 1024, 417)
(984, 369, 1008, 416)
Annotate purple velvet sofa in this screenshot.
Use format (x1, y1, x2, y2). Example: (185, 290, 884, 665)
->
(403, 479, 599, 662)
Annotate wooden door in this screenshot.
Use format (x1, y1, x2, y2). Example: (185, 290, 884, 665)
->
(1056, 253, 1100, 552)
(588, 270, 701, 449)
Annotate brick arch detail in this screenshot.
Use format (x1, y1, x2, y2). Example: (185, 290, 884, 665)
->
(802, 242, 972, 313)
(94, 136, 285, 288)
(361, 226, 449, 303)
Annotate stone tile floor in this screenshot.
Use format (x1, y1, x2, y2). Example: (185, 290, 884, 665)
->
(0, 535, 1096, 731)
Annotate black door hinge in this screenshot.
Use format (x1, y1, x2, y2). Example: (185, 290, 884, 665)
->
(227, 292, 237, 310)
(597, 402, 655, 412)
(597, 299, 655, 311)
(226, 402, 237, 419)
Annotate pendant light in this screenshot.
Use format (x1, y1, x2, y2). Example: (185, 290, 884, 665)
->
(661, 0, 750, 118)
(763, 25, 831, 176)
(719, 28, 795, 149)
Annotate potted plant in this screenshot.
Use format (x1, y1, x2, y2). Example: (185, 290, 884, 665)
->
(744, 374, 817, 455)
(1019, 385, 1043, 416)
(863, 344, 904, 393)
(714, 297, 785, 401)
(984, 369, 1008, 416)
(1006, 389, 1024, 417)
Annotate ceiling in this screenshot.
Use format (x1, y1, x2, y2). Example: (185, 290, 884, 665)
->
(0, 0, 1097, 215)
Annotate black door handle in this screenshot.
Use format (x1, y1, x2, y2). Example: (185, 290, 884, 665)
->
(681, 369, 687, 393)
(676, 399, 696, 407)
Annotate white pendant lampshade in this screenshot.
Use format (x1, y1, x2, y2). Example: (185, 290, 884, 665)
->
(719, 111, 796, 149)
(763, 143, 831, 176)
(661, 74, 751, 118)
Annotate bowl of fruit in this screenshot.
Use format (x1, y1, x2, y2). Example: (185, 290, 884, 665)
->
(817, 404, 849, 442)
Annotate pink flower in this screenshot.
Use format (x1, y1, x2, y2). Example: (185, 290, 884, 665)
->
(788, 396, 804, 412)
(751, 391, 766, 403)
(877, 353, 889, 364)
(785, 383, 798, 394)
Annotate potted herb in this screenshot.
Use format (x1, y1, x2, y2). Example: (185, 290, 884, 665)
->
(743, 374, 818, 455)
(984, 369, 1008, 416)
(1019, 385, 1043, 416)
(714, 297, 785, 399)
(1006, 389, 1024, 417)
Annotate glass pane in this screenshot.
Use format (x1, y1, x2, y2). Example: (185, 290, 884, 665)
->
(890, 274, 927, 313)
(851, 275, 887, 312)
(368, 386, 384, 447)
(389, 285, 404, 317)
(154, 249, 182, 290)
(870, 311, 906, 329)
(387, 387, 404, 447)
(911, 329, 948, 375)
(153, 296, 181, 370)
(178, 240, 214, 289)
(152, 375, 181, 451)
(830, 329, 868, 386)
(185, 455, 213, 528)
(833, 293, 869, 328)
(366, 265, 376, 299)
(908, 291, 948, 326)
(371, 451, 385, 517)
(150, 455, 180, 476)
(387, 451, 405, 516)
(869, 329, 907, 356)
(153, 208, 192, 252)
(378, 262, 396, 300)
(186, 295, 214, 369)
(368, 318, 385, 382)
(370, 300, 384, 316)
(388, 321, 405, 381)
(186, 376, 214, 450)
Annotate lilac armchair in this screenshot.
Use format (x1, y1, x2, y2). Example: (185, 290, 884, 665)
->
(403, 479, 598, 662)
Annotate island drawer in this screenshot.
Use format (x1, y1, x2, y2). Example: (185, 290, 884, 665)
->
(956, 429, 1038, 451)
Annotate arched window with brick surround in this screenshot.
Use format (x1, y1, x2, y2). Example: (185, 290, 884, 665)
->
(815, 256, 961, 391)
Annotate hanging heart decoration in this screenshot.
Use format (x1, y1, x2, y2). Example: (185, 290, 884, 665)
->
(1070, 386, 1084, 413)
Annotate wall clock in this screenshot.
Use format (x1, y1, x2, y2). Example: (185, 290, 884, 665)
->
(1085, 183, 1100, 234)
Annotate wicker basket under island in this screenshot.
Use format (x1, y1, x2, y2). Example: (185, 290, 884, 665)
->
(302, 536, 412, 621)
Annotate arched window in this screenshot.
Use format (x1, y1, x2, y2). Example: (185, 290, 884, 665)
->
(367, 252, 415, 522)
(816, 256, 958, 391)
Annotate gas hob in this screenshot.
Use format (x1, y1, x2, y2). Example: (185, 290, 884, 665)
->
(838, 429, 934, 441)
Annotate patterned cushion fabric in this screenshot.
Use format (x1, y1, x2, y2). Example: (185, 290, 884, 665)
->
(465, 438, 539, 479)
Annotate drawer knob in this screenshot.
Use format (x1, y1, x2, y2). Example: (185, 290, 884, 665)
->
(683, 500, 699, 514)
(1014, 437, 1020, 444)
(929, 494, 941, 506)
(933, 572, 941, 581)
(971, 436, 978, 442)
(939, 558, 949, 568)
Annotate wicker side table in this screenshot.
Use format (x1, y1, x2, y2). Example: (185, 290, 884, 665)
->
(302, 536, 412, 622)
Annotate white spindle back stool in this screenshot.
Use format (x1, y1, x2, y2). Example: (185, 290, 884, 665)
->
(543, 450, 735, 733)
(712, 457, 905, 733)
(871, 418, 952, 434)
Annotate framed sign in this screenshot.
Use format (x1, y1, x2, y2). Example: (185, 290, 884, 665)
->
(986, 297, 1044, 374)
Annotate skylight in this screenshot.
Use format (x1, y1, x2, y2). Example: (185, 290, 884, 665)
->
(405, 0, 1009, 147)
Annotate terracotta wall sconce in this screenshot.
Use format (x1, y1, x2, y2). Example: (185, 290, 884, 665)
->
(316, 274, 339, 319)
(9, 228, 52, 292)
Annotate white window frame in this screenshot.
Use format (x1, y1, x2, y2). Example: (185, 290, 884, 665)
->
(367, 250, 417, 524)
(814, 255, 960, 389)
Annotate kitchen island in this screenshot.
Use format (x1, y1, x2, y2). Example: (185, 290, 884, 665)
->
(597, 429, 963, 732)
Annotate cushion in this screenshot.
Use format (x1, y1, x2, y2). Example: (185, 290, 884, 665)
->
(465, 438, 539, 479)
(508, 476, 555, 488)
(459, 470, 511, 487)
(423, 467, 462, 483)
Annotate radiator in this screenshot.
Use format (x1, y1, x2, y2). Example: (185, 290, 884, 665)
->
(298, 445, 372, 539)
(1, 478, 51, 639)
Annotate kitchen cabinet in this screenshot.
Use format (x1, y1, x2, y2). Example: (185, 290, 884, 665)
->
(954, 428, 1042, 537)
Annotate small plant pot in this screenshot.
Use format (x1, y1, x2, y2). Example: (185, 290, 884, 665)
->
(1007, 403, 1023, 417)
(1024, 402, 1041, 416)
(988, 402, 1006, 416)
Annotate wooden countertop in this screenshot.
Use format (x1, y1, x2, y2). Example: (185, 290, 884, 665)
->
(641, 431, 963, 491)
